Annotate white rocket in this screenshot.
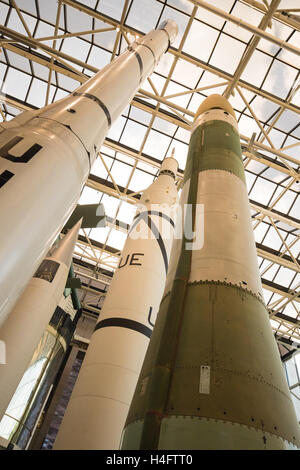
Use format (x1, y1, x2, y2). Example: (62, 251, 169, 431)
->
(0, 220, 81, 421)
(0, 20, 178, 327)
(54, 157, 179, 450)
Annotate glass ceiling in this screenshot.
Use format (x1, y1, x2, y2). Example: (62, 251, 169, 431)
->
(0, 0, 299, 360)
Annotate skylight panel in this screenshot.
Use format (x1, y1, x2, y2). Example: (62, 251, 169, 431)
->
(125, 0, 162, 33)
(33, 21, 57, 47)
(274, 266, 295, 287)
(262, 128, 286, 149)
(164, 81, 192, 108)
(209, 33, 246, 75)
(223, 1, 264, 42)
(248, 95, 279, 123)
(142, 129, 172, 159)
(261, 262, 281, 281)
(289, 197, 300, 220)
(66, 3, 93, 32)
(278, 31, 300, 70)
(127, 168, 155, 192)
(167, 0, 193, 15)
(263, 60, 298, 100)
(270, 188, 297, 214)
(5, 51, 31, 74)
(274, 109, 300, 134)
(117, 201, 136, 225)
(159, 5, 189, 49)
(141, 73, 166, 96)
(2, 67, 31, 100)
(120, 120, 147, 149)
(27, 78, 55, 107)
(240, 50, 273, 88)
(38, 0, 61, 25)
(183, 20, 219, 62)
(106, 115, 127, 141)
(107, 228, 127, 251)
(89, 226, 110, 244)
(245, 159, 267, 174)
(109, 160, 132, 187)
(86, 44, 111, 69)
(228, 88, 254, 113)
(249, 177, 277, 205)
(245, 171, 256, 192)
(174, 127, 190, 144)
(129, 107, 152, 126)
(137, 161, 157, 175)
(238, 113, 262, 139)
(115, 151, 135, 167)
(97, 0, 126, 22)
(253, 222, 270, 245)
(186, 92, 203, 114)
(61, 37, 91, 63)
(170, 139, 189, 170)
(78, 187, 102, 205)
(152, 117, 177, 136)
(90, 156, 110, 180)
(32, 62, 52, 81)
(12, 0, 37, 16)
(6, 7, 31, 36)
(93, 29, 117, 52)
(259, 19, 292, 56)
(291, 125, 300, 139)
(56, 74, 81, 92)
(101, 194, 121, 218)
(172, 59, 201, 89)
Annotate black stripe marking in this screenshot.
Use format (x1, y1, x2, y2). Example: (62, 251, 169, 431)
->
(133, 210, 175, 228)
(146, 215, 169, 275)
(128, 211, 171, 275)
(94, 317, 152, 339)
(0, 136, 42, 163)
(137, 42, 156, 62)
(0, 170, 14, 188)
(73, 92, 112, 127)
(128, 46, 144, 80)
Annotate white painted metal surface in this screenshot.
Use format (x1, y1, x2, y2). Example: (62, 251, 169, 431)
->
(0, 20, 178, 327)
(0, 221, 81, 420)
(54, 158, 178, 450)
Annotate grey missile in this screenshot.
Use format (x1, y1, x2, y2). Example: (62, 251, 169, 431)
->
(54, 157, 178, 450)
(0, 20, 178, 327)
(0, 220, 81, 421)
(121, 94, 300, 450)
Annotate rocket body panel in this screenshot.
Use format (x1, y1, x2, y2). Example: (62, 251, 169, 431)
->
(0, 222, 81, 420)
(54, 158, 178, 450)
(0, 21, 178, 327)
(189, 170, 263, 298)
(121, 96, 300, 449)
(0, 121, 86, 326)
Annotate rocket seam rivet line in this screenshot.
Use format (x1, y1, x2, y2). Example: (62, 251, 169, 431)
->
(0, 20, 178, 328)
(72, 92, 112, 127)
(121, 94, 300, 450)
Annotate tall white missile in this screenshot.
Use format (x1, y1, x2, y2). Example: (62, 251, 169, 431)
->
(54, 156, 178, 450)
(0, 20, 178, 327)
(0, 220, 81, 421)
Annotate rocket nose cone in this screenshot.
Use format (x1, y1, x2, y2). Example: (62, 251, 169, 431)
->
(158, 19, 178, 44)
(195, 94, 236, 120)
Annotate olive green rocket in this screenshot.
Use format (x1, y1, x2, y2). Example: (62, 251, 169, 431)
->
(121, 94, 300, 450)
